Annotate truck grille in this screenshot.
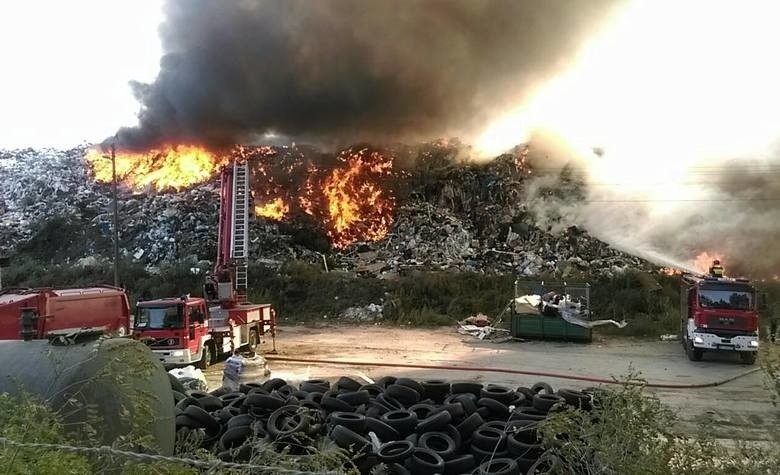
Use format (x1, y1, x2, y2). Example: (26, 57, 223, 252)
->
(143, 337, 179, 347)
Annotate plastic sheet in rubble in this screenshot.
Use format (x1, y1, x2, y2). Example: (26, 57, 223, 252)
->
(515, 294, 627, 329)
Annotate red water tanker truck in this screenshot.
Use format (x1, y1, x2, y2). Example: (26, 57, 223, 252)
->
(680, 273, 759, 364)
(0, 285, 130, 340)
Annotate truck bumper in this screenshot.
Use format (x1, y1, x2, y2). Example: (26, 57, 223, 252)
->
(691, 332, 759, 352)
(151, 349, 199, 367)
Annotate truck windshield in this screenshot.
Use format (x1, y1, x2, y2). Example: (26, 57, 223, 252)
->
(135, 306, 183, 329)
(699, 289, 753, 310)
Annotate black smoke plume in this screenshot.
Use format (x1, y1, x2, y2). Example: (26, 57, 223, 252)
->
(116, 0, 623, 149)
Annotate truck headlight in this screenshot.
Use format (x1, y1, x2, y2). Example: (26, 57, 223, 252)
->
(172, 350, 185, 357)
(749, 340, 759, 348)
(693, 336, 704, 344)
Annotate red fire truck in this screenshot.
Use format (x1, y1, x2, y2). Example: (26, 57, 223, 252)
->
(134, 162, 276, 368)
(680, 273, 759, 364)
(0, 286, 130, 340)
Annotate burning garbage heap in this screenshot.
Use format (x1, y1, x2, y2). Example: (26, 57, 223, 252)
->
(0, 142, 644, 276)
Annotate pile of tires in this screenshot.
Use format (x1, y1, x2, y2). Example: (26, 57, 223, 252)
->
(172, 376, 595, 474)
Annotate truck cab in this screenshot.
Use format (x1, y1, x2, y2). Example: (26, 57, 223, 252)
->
(134, 297, 212, 368)
(681, 276, 759, 364)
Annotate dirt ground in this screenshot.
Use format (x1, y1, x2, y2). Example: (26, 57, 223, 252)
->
(204, 325, 780, 442)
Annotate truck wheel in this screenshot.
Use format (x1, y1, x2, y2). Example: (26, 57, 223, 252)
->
(197, 344, 213, 370)
(248, 329, 259, 352)
(686, 339, 703, 362)
(740, 352, 757, 365)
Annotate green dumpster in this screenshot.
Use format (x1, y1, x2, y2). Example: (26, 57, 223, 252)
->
(510, 313, 592, 342)
(510, 280, 593, 343)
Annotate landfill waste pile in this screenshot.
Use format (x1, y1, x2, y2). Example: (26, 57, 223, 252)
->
(0, 143, 647, 277)
(173, 374, 593, 474)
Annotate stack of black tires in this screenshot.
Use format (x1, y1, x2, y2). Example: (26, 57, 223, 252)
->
(173, 376, 594, 474)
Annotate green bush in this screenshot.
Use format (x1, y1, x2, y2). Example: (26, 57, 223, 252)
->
(540, 370, 780, 474)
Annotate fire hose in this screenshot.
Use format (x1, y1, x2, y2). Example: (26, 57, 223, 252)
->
(265, 356, 763, 389)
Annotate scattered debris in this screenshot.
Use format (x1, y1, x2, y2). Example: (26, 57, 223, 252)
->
(339, 303, 384, 322)
(1, 145, 649, 277)
(660, 334, 679, 341)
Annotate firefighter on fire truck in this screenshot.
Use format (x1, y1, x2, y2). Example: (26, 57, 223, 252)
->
(709, 260, 724, 277)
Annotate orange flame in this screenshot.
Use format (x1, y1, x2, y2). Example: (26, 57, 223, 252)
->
(691, 251, 723, 275)
(85, 145, 229, 192)
(323, 148, 394, 248)
(255, 198, 289, 221)
(86, 143, 395, 249)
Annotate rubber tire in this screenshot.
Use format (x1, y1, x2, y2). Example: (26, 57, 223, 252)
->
(450, 381, 483, 396)
(480, 385, 515, 405)
(245, 393, 285, 410)
(530, 382, 554, 395)
(337, 390, 371, 407)
(741, 351, 757, 365)
(267, 405, 310, 439)
(394, 377, 425, 396)
(686, 338, 703, 361)
(331, 424, 370, 453)
(557, 389, 591, 410)
(408, 448, 445, 475)
(219, 425, 253, 451)
(470, 444, 508, 464)
(376, 376, 398, 388)
(377, 440, 415, 463)
(506, 437, 543, 459)
(443, 424, 462, 450)
(329, 411, 367, 434)
(196, 343, 212, 370)
(336, 376, 362, 392)
(526, 454, 562, 474)
(506, 420, 537, 444)
(367, 416, 402, 442)
(409, 403, 436, 420)
(421, 379, 450, 402)
(451, 393, 478, 415)
(386, 384, 421, 406)
(478, 397, 510, 418)
(477, 457, 520, 475)
(227, 413, 254, 429)
(532, 394, 565, 413)
(301, 379, 331, 393)
(416, 409, 452, 432)
(239, 382, 264, 394)
(384, 462, 411, 475)
(322, 395, 355, 413)
(509, 407, 547, 422)
(359, 384, 385, 397)
(471, 426, 507, 452)
(515, 386, 536, 403)
(434, 402, 466, 421)
(381, 410, 418, 436)
(262, 378, 288, 392)
(444, 453, 476, 475)
(183, 405, 221, 435)
(418, 432, 456, 461)
(456, 412, 485, 441)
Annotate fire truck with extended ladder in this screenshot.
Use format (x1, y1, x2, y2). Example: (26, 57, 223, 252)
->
(680, 272, 759, 364)
(134, 162, 276, 368)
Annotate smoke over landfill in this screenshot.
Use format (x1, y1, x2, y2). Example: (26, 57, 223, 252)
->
(112, 0, 780, 279)
(116, 0, 623, 149)
(504, 1, 780, 279)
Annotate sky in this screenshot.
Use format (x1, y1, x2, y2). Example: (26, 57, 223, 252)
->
(0, 1, 163, 149)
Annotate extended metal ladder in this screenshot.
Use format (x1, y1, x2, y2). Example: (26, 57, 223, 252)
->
(231, 162, 249, 302)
